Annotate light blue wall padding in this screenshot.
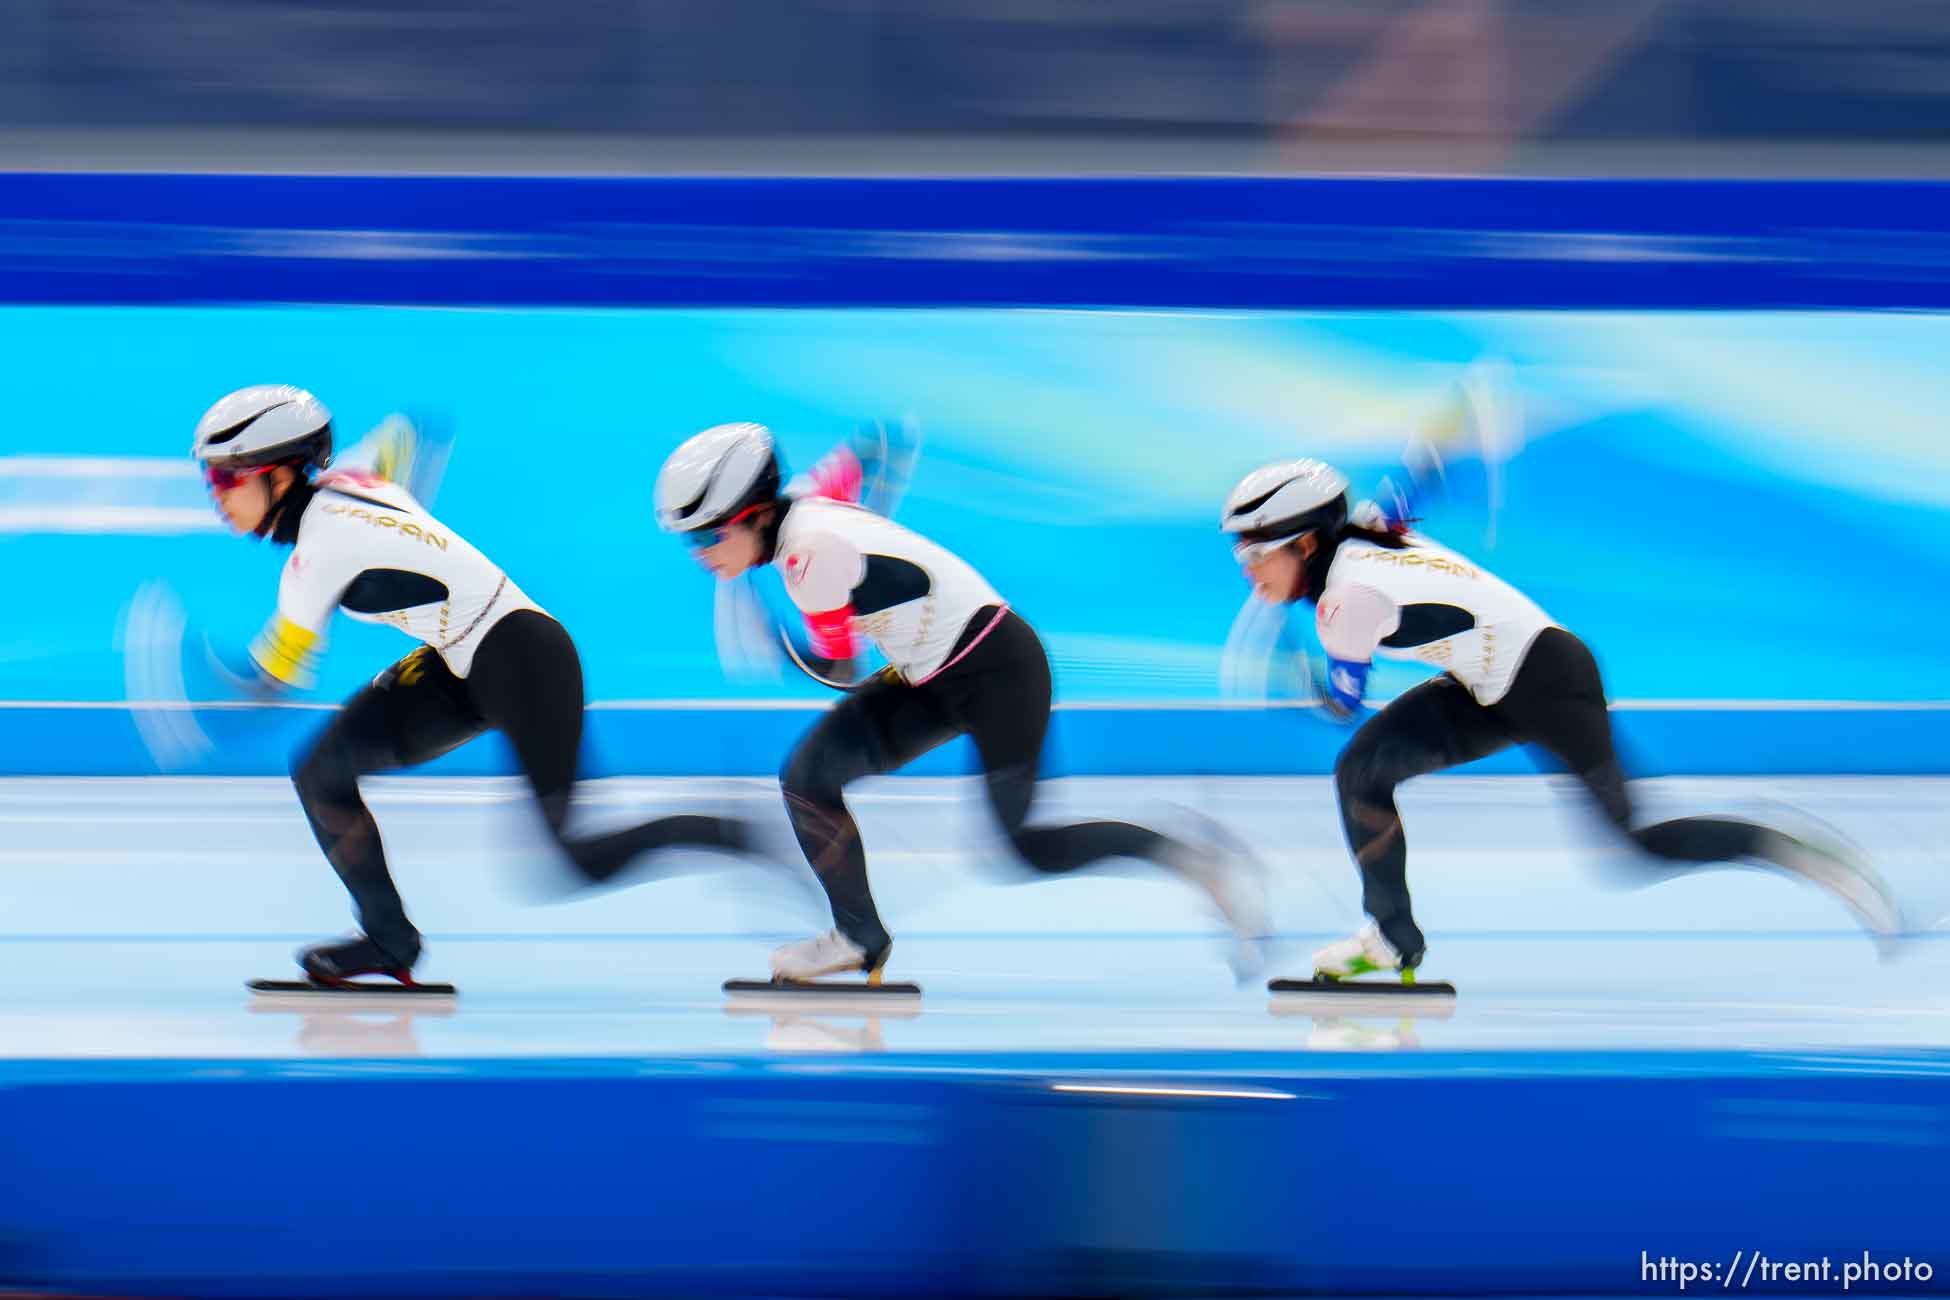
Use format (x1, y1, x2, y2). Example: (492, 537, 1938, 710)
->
(2, 304, 1947, 774)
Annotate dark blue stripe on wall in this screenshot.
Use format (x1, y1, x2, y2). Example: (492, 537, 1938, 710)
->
(7, 175, 1950, 309)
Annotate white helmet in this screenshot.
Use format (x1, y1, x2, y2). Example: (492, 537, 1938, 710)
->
(655, 422, 782, 535)
(1221, 458, 1349, 561)
(192, 385, 333, 470)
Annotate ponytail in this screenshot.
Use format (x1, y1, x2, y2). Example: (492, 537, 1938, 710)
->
(1336, 521, 1412, 551)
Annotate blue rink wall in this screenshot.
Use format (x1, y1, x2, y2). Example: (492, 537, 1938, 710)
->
(5, 1050, 1950, 1299)
(3, 175, 1950, 775)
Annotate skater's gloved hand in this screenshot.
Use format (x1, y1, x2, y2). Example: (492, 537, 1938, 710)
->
(1360, 359, 1523, 541)
(849, 417, 922, 518)
(1350, 383, 1481, 536)
(1301, 648, 1369, 725)
(775, 622, 879, 691)
(121, 579, 217, 770)
(330, 411, 457, 507)
(1354, 474, 1419, 535)
(787, 417, 924, 519)
(186, 633, 289, 702)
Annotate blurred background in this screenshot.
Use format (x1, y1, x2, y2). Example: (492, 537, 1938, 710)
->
(5, 5, 1950, 1300)
(3, 0, 1950, 174)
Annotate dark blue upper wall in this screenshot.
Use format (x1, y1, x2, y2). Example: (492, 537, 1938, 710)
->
(8, 174, 1950, 310)
(7, 1, 1950, 143)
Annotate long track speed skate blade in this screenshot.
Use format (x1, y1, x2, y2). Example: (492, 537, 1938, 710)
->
(724, 977, 921, 997)
(248, 978, 457, 997)
(1268, 977, 1455, 997)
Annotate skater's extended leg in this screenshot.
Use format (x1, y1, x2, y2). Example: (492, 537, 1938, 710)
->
(466, 612, 751, 884)
(939, 609, 1268, 948)
(778, 670, 957, 965)
(1495, 628, 1902, 933)
(1494, 628, 1770, 859)
(954, 614, 1173, 871)
(1333, 674, 1515, 964)
(292, 646, 484, 970)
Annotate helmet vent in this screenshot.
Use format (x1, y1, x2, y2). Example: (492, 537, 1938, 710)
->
(1230, 486, 1282, 518)
(205, 400, 294, 446)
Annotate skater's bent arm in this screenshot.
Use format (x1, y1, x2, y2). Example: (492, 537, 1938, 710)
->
(1356, 460, 1442, 537)
(790, 443, 866, 506)
(779, 528, 867, 681)
(246, 543, 358, 691)
(245, 615, 320, 692)
(786, 420, 921, 517)
(1314, 581, 1397, 723)
(1353, 382, 1485, 534)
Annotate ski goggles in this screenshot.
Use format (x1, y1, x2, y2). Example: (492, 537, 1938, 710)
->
(682, 500, 769, 548)
(203, 463, 278, 494)
(1229, 529, 1300, 566)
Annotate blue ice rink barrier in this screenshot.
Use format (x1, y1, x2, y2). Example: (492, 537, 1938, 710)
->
(2, 174, 1948, 776)
(3, 1049, 1948, 1297)
(9, 175, 1950, 310)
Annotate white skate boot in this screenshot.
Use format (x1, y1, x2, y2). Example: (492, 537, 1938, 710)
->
(1164, 837, 1271, 979)
(768, 928, 891, 984)
(1766, 830, 1906, 951)
(1311, 920, 1413, 982)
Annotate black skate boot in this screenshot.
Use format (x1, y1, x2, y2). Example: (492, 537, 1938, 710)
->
(299, 935, 422, 988)
(248, 935, 452, 997)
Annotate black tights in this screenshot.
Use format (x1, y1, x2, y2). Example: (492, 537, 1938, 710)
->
(1336, 627, 1790, 962)
(780, 608, 1182, 957)
(291, 610, 747, 964)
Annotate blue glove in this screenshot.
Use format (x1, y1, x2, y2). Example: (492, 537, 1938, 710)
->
(1302, 648, 1370, 725)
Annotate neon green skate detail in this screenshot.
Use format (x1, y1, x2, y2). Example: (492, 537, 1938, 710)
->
(1316, 955, 1417, 983)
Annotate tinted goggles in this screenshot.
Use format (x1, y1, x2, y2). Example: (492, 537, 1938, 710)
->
(204, 463, 277, 493)
(683, 501, 768, 548)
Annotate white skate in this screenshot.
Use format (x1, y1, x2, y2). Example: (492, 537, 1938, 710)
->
(1165, 836, 1271, 977)
(1311, 920, 1411, 981)
(768, 929, 888, 983)
(1767, 830, 1906, 946)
